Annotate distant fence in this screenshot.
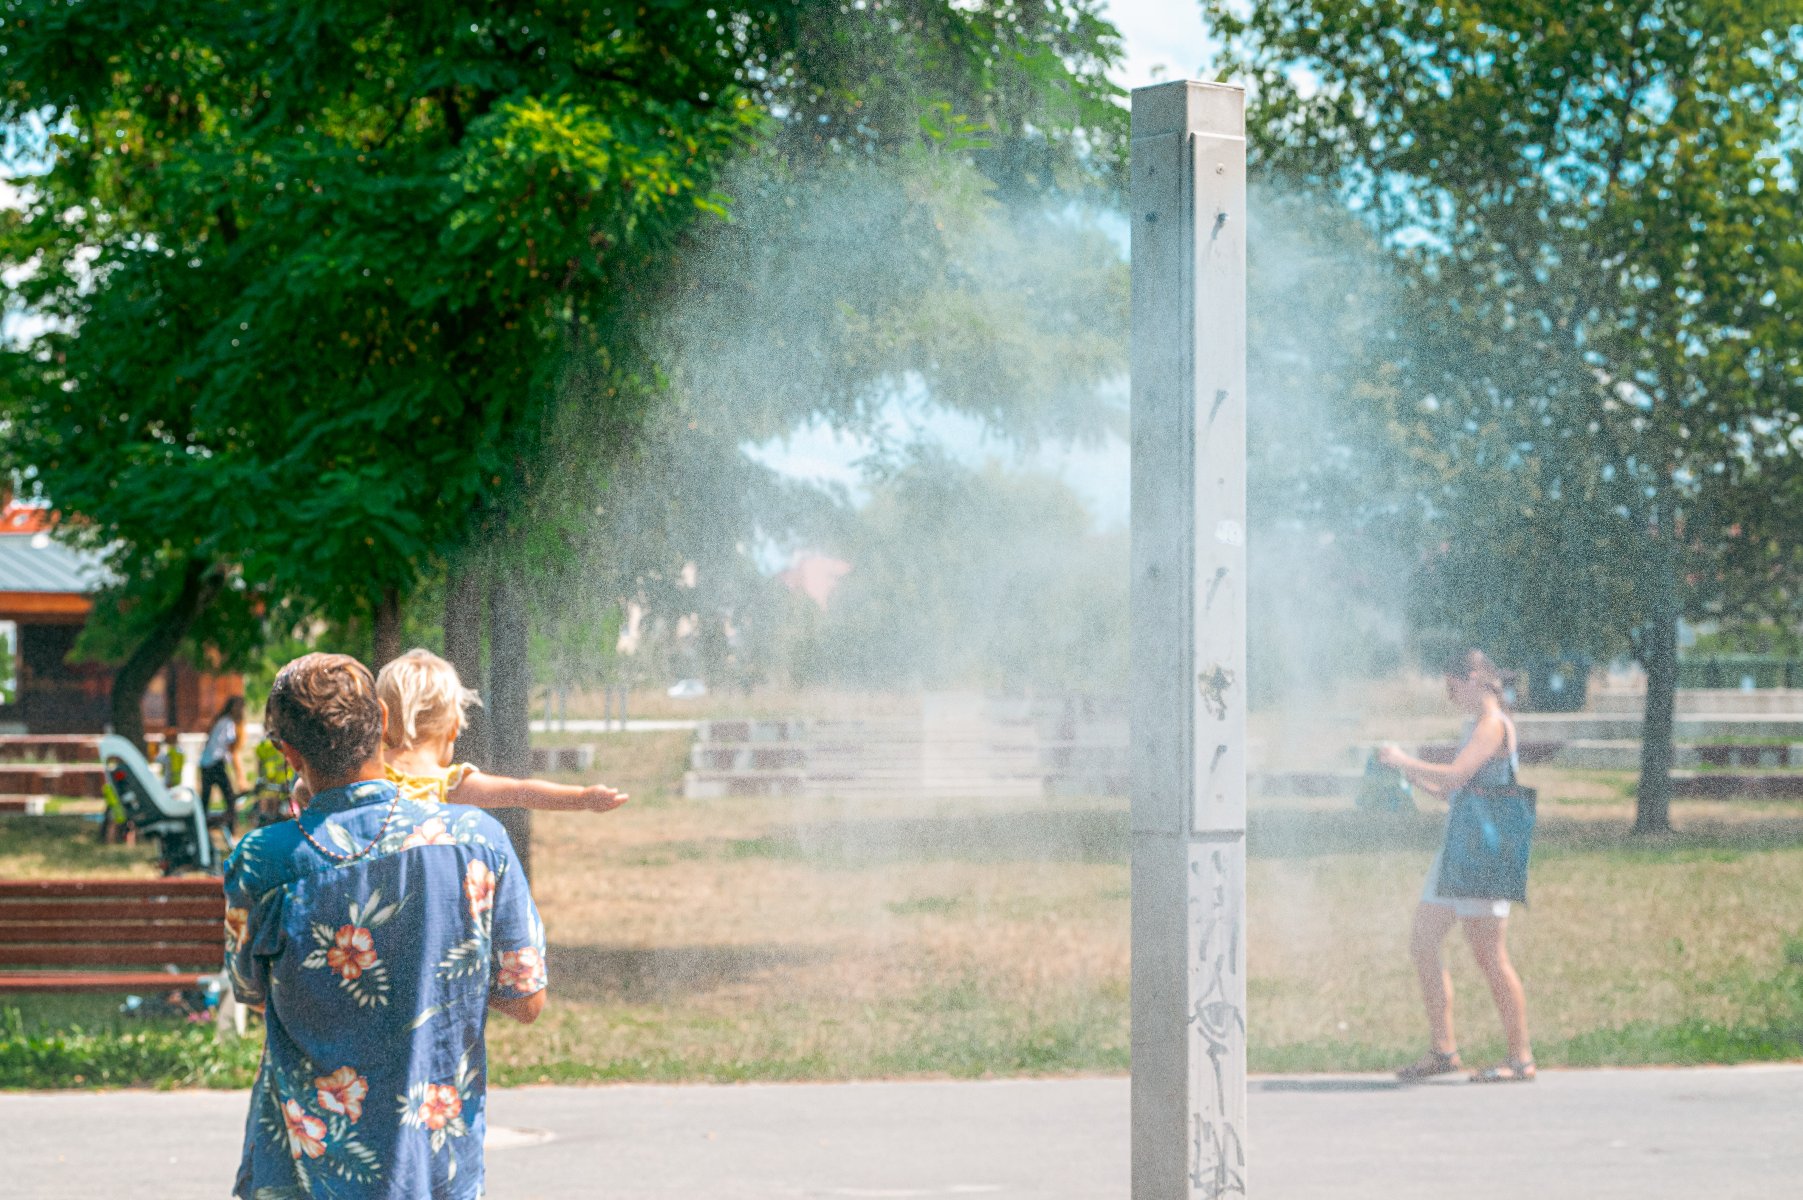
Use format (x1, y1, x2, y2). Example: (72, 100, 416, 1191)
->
(1678, 656, 1803, 690)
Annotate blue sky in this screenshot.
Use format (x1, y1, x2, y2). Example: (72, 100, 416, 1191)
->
(1107, 0, 1221, 88)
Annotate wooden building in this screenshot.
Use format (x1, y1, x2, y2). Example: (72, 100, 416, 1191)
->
(0, 504, 240, 734)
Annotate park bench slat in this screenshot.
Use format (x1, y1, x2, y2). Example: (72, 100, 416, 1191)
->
(0, 878, 223, 899)
(0, 898, 224, 922)
(0, 971, 213, 992)
(0, 921, 222, 945)
(0, 943, 221, 968)
(0, 877, 226, 991)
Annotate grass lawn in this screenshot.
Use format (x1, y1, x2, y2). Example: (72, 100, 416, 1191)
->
(5, 734, 1803, 1088)
(492, 751, 1803, 1082)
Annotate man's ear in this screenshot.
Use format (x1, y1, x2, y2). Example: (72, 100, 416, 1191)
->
(276, 741, 305, 775)
(378, 700, 390, 743)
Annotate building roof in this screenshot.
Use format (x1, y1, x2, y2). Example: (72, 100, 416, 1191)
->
(778, 554, 852, 610)
(1, 501, 55, 535)
(0, 532, 109, 595)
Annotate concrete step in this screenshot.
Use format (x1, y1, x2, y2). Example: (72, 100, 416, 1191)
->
(1255, 771, 1361, 798)
(527, 745, 597, 773)
(1046, 777, 1131, 798)
(1538, 740, 1803, 770)
(1673, 771, 1803, 799)
(690, 746, 811, 771)
(1252, 766, 1803, 803)
(1420, 738, 1803, 771)
(1514, 714, 1803, 741)
(1587, 688, 1803, 716)
(683, 771, 806, 798)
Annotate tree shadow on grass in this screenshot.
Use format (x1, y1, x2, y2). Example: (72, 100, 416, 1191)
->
(546, 943, 830, 1005)
(678, 805, 1803, 867)
(1246, 808, 1803, 860)
(1533, 813, 1803, 861)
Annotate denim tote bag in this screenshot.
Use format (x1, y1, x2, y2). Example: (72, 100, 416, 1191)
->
(1438, 777, 1537, 905)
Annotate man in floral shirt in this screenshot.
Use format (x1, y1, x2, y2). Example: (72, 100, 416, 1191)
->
(224, 653, 547, 1200)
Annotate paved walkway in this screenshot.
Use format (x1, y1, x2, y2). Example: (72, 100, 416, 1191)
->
(7, 1067, 1800, 1198)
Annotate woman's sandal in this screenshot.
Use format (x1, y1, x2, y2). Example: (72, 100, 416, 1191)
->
(1395, 1049, 1462, 1081)
(1471, 1057, 1537, 1083)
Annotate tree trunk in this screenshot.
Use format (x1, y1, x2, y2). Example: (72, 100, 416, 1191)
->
(373, 586, 403, 670)
(487, 565, 533, 876)
(1634, 544, 1678, 835)
(444, 565, 489, 769)
(109, 559, 223, 751)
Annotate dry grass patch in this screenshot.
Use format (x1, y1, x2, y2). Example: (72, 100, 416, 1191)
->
(505, 770, 1131, 1082)
(510, 746, 1803, 1081)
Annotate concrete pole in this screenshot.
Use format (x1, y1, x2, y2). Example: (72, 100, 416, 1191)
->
(1129, 81, 1248, 1199)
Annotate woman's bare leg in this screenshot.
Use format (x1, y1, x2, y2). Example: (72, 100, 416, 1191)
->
(1410, 902, 1460, 1053)
(1462, 915, 1532, 1062)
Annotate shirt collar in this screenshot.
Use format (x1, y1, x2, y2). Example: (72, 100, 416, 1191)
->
(304, 778, 398, 817)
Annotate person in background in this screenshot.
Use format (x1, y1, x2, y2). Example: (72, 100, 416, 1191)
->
(224, 653, 547, 1199)
(1379, 648, 1536, 1083)
(200, 696, 246, 835)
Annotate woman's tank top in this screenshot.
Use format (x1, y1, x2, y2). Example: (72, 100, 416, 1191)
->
(1459, 715, 1519, 788)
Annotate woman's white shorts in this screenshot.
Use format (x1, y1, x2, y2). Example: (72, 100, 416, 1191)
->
(1420, 848, 1511, 920)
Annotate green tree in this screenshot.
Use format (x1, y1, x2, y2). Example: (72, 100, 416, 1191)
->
(1213, 0, 1803, 830)
(3, 4, 1129, 876)
(0, 1, 756, 750)
(0, 0, 1119, 712)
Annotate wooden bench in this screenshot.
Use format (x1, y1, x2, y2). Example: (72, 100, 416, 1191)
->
(0, 877, 223, 992)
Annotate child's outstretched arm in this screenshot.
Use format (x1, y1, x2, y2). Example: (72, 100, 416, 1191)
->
(453, 770, 628, 814)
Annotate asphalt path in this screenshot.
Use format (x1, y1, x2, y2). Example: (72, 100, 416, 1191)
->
(6, 1066, 1800, 1198)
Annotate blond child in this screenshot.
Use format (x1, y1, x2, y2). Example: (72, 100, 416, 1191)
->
(289, 648, 627, 814)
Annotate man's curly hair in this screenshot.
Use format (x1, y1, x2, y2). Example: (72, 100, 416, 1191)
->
(266, 653, 384, 780)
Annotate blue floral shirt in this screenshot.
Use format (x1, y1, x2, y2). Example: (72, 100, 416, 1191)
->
(223, 779, 546, 1200)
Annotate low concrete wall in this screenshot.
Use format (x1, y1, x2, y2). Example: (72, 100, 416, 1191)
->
(1515, 713, 1803, 741)
(1585, 689, 1803, 716)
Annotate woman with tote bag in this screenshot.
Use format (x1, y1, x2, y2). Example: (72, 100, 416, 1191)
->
(1379, 649, 1537, 1083)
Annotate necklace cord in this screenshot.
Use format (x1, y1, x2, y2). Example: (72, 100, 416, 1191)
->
(289, 784, 403, 864)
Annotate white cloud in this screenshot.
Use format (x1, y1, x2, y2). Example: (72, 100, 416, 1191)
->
(1102, 0, 1222, 90)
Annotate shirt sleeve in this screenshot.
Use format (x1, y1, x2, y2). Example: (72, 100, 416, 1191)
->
(487, 830, 547, 1000)
(222, 846, 281, 1007)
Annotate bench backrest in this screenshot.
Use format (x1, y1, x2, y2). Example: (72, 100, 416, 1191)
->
(0, 878, 224, 974)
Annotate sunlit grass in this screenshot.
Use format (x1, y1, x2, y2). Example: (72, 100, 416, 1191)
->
(0, 816, 164, 879)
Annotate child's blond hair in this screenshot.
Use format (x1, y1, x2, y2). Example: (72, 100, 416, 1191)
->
(377, 649, 482, 750)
